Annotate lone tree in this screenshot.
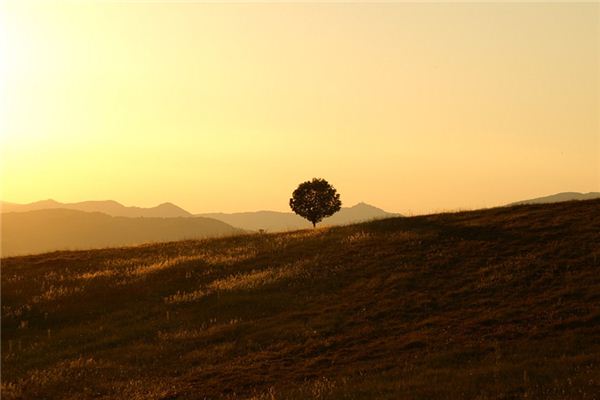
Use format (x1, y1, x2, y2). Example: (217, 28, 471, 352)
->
(289, 178, 342, 228)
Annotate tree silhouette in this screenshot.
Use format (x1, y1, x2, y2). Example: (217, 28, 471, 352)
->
(289, 178, 342, 228)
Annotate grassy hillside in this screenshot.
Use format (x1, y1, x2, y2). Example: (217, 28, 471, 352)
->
(2, 200, 600, 399)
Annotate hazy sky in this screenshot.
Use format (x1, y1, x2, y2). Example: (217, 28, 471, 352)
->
(1, 1, 598, 214)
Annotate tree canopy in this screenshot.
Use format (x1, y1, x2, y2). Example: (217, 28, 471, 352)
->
(289, 178, 342, 228)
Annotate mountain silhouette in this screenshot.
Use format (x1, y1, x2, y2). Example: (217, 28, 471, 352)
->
(199, 202, 398, 232)
(508, 192, 600, 206)
(1, 209, 242, 257)
(1, 199, 192, 218)
(1, 200, 396, 232)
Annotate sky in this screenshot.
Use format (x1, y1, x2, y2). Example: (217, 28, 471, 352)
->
(1, 1, 598, 214)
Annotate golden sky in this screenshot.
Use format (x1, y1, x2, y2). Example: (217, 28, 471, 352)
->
(1, 1, 598, 214)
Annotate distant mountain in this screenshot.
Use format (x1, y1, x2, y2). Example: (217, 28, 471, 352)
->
(508, 192, 600, 206)
(0, 199, 192, 218)
(199, 202, 399, 232)
(1, 209, 242, 257)
(0, 199, 398, 233)
(324, 202, 395, 225)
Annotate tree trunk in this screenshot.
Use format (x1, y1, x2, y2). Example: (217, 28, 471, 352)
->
(312, 221, 316, 228)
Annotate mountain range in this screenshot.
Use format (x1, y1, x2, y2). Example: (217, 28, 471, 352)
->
(507, 191, 600, 206)
(0, 200, 398, 231)
(0, 199, 192, 218)
(0, 200, 397, 256)
(198, 202, 397, 231)
(2, 192, 597, 256)
(1, 209, 241, 257)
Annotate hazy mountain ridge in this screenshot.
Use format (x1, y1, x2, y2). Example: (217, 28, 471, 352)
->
(1, 209, 242, 257)
(1, 200, 397, 232)
(199, 202, 399, 232)
(507, 191, 600, 206)
(0, 199, 192, 218)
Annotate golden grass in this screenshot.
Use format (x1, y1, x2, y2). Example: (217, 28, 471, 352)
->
(164, 260, 311, 304)
(31, 285, 83, 304)
(209, 261, 309, 292)
(164, 288, 208, 304)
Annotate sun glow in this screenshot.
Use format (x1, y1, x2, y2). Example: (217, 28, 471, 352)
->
(1, 1, 598, 213)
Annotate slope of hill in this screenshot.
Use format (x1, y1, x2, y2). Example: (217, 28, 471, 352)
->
(0, 199, 192, 218)
(2, 200, 599, 399)
(0, 209, 242, 256)
(200, 202, 398, 231)
(508, 191, 600, 206)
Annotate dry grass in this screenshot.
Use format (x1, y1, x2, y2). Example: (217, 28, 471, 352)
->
(209, 260, 310, 291)
(2, 199, 600, 399)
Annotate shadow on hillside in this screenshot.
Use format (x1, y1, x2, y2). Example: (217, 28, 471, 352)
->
(360, 214, 516, 242)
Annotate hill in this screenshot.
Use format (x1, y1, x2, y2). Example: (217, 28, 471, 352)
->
(1, 200, 599, 399)
(508, 191, 600, 206)
(199, 202, 398, 232)
(0, 209, 242, 256)
(1, 199, 192, 218)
